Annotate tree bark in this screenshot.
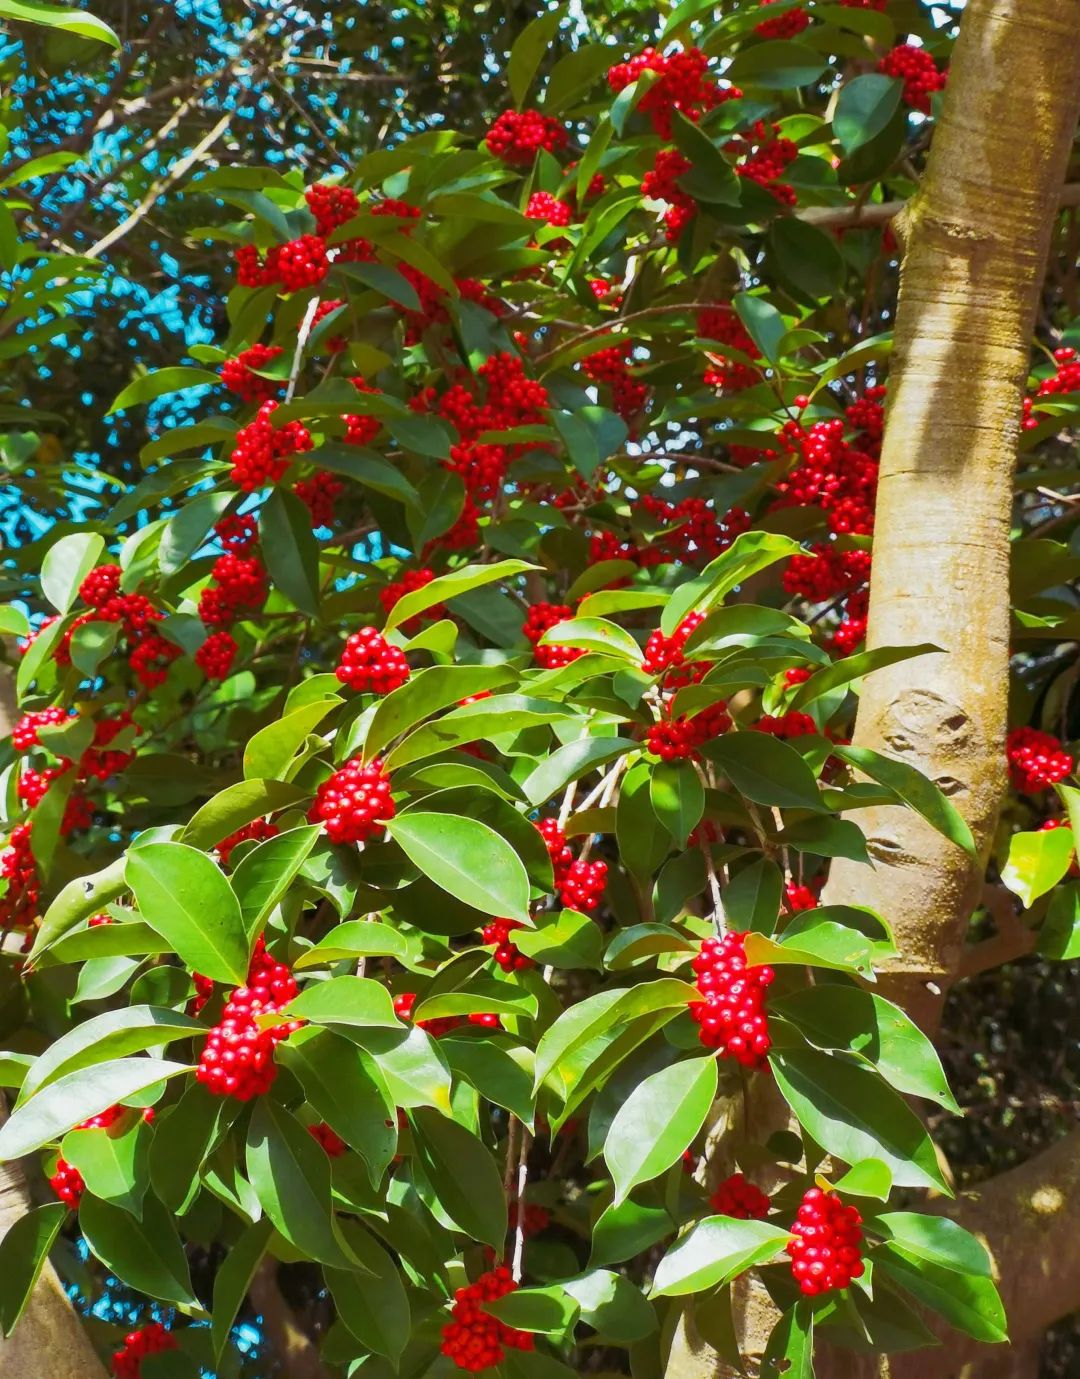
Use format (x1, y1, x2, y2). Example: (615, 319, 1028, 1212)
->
(666, 1, 1080, 1375)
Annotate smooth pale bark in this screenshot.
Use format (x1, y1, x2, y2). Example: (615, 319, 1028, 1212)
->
(665, 2, 1080, 1376)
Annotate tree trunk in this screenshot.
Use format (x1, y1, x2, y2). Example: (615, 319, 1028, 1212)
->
(665, 1, 1080, 1375)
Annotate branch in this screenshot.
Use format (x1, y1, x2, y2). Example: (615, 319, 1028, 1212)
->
(796, 181, 1080, 231)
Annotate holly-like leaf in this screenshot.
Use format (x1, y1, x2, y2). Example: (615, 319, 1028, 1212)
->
(651, 1217, 792, 1296)
(40, 532, 104, 614)
(81, 1194, 200, 1309)
(387, 812, 532, 922)
(605, 1056, 718, 1204)
(126, 842, 248, 985)
(409, 1106, 507, 1249)
(0, 1203, 67, 1336)
(1001, 826, 1074, 907)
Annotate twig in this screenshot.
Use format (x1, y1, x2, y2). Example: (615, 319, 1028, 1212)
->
(511, 1128, 533, 1282)
(286, 296, 322, 404)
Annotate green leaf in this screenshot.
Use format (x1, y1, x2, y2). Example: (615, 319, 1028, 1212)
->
(831, 743, 977, 856)
(383, 559, 538, 633)
(150, 1082, 236, 1214)
(41, 532, 104, 614)
(363, 664, 516, 762)
(278, 1030, 397, 1182)
(410, 1106, 507, 1249)
(561, 1270, 656, 1343)
(81, 1194, 199, 1309)
(651, 1218, 792, 1296)
(649, 760, 705, 850)
(313, 444, 419, 505)
(618, 760, 673, 880)
(705, 732, 826, 813)
(774, 986, 960, 1113)
(834, 73, 904, 154)
(485, 1285, 580, 1336)
(283, 976, 400, 1029)
(874, 1238, 1007, 1343)
(232, 824, 322, 937)
(108, 366, 219, 414)
(295, 919, 417, 969)
(126, 842, 248, 985)
(387, 813, 532, 922)
(606, 1056, 717, 1204)
(542, 43, 613, 115)
(541, 616, 643, 664)
(246, 1099, 358, 1269)
(242, 699, 340, 781)
(0, 0, 118, 46)
(515, 908, 604, 971)
(769, 217, 844, 301)
(366, 1026, 452, 1111)
(260, 489, 321, 616)
(591, 1200, 673, 1266)
(387, 694, 575, 769)
(670, 111, 741, 206)
(770, 1048, 950, 1192)
(0, 1060, 189, 1159)
(534, 979, 696, 1090)
(729, 293, 788, 363)
(724, 858, 783, 934)
(1037, 880, 1080, 959)
(522, 736, 637, 809)
(0, 1203, 66, 1336)
(442, 1037, 536, 1127)
(211, 1219, 273, 1362)
(18, 1005, 201, 1103)
(30, 853, 128, 957)
(182, 779, 309, 850)
(762, 1302, 814, 1379)
(727, 39, 828, 89)
(746, 907, 894, 979)
(327, 1226, 411, 1364)
(1001, 826, 1074, 907)
(62, 1113, 151, 1216)
(508, 6, 564, 108)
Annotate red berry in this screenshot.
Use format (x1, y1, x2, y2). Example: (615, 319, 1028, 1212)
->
(308, 1121, 349, 1157)
(878, 43, 947, 114)
(485, 109, 567, 165)
(690, 932, 774, 1067)
(219, 343, 283, 402)
(710, 1172, 771, 1219)
(1007, 727, 1074, 793)
(481, 917, 535, 972)
(11, 705, 73, 753)
(196, 937, 302, 1100)
(441, 1266, 535, 1372)
(112, 1322, 178, 1379)
(195, 631, 238, 681)
(229, 400, 313, 492)
(522, 603, 583, 670)
(786, 1188, 864, 1296)
(49, 1158, 86, 1208)
(217, 818, 279, 867)
(336, 628, 410, 695)
(312, 758, 395, 845)
(755, 0, 810, 39)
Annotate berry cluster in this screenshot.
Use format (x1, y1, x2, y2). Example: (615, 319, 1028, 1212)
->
(523, 603, 583, 669)
(525, 191, 573, 229)
(535, 818, 608, 913)
(607, 45, 738, 139)
(308, 1122, 349, 1157)
(640, 494, 751, 566)
(646, 701, 732, 761)
(217, 818, 279, 866)
(0, 824, 40, 932)
(305, 182, 360, 235)
(219, 343, 283, 402)
(1006, 727, 1074, 793)
(311, 758, 395, 844)
(196, 937, 302, 1099)
(642, 610, 706, 678)
(336, 627, 410, 695)
(1023, 347, 1080, 429)
(57, 565, 180, 689)
(199, 552, 269, 629)
(710, 1172, 772, 1220)
(784, 881, 819, 912)
(755, 0, 810, 39)
(12, 704, 72, 751)
(236, 234, 330, 292)
(784, 544, 871, 601)
(379, 568, 445, 633)
(641, 148, 695, 242)
(690, 932, 774, 1067)
(393, 991, 500, 1036)
(229, 400, 313, 492)
(215, 513, 258, 553)
(698, 304, 762, 392)
(786, 1188, 865, 1295)
(510, 1199, 551, 1237)
(878, 43, 947, 114)
(752, 711, 817, 739)
(112, 1323, 178, 1379)
(485, 109, 568, 165)
(310, 298, 348, 352)
(772, 413, 878, 537)
(582, 345, 649, 427)
(441, 1266, 534, 1372)
(294, 470, 345, 529)
(482, 917, 534, 971)
(731, 120, 798, 205)
(833, 587, 869, 655)
(195, 630, 238, 682)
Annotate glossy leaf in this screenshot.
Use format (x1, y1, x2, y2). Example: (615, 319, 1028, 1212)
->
(126, 842, 248, 985)
(409, 1106, 507, 1249)
(606, 1056, 717, 1204)
(652, 1217, 792, 1296)
(387, 812, 532, 922)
